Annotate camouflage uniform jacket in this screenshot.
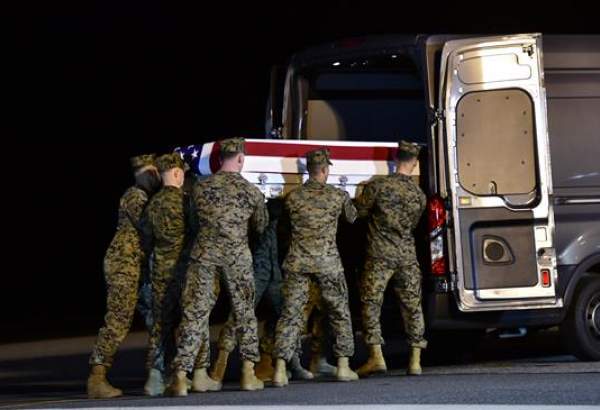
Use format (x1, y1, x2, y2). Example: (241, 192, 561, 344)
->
(283, 178, 357, 274)
(143, 186, 186, 274)
(190, 171, 268, 263)
(356, 174, 426, 262)
(104, 186, 149, 274)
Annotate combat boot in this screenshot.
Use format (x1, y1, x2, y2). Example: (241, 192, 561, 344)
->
(335, 357, 359, 382)
(254, 353, 275, 382)
(290, 354, 314, 380)
(87, 365, 122, 399)
(407, 347, 422, 376)
(209, 349, 229, 382)
(167, 370, 188, 397)
(144, 368, 165, 396)
(357, 344, 387, 376)
(192, 368, 222, 392)
(240, 360, 264, 391)
(309, 355, 337, 376)
(272, 358, 289, 387)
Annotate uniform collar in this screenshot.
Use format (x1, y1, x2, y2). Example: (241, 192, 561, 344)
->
(305, 178, 326, 188)
(163, 185, 183, 193)
(393, 172, 413, 182)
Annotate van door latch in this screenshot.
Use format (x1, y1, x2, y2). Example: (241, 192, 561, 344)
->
(522, 45, 535, 56)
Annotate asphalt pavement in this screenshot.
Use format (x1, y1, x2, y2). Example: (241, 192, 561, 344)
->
(1, 327, 599, 409)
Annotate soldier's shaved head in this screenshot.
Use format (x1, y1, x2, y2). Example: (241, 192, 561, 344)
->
(220, 152, 245, 173)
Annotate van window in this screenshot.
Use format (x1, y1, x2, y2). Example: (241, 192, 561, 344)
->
(456, 89, 537, 196)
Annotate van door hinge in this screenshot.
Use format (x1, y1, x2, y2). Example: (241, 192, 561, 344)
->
(450, 273, 458, 291)
(428, 108, 445, 125)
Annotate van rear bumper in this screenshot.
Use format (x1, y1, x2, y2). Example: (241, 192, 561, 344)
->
(424, 288, 566, 330)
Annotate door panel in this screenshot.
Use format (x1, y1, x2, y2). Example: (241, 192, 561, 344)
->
(440, 34, 561, 311)
(456, 89, 537, 197)
(459, 208, 538, 290)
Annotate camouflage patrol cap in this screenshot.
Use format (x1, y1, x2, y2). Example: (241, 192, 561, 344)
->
(306, 148, 333, 168)
(397, 140, 421, 158)
(156, 153, 185, 173)
(130, 154, 156, 170)
(220, 138, 246, 155)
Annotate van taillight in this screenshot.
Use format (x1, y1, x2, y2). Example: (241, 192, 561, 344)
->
(428, 195, 447, 276)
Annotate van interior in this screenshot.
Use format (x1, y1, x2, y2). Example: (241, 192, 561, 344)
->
(297, 53, 428, 144)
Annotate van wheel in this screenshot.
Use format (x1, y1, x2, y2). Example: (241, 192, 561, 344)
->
(561, 276, 600, 361)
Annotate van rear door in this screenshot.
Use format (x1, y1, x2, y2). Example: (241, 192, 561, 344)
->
(439, 34, 562, 311)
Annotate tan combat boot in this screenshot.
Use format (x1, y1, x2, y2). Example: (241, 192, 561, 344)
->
(191, 368, 222, 392)
(254, 353, 275, 382)
(240, 360, 265, 391)
(272, 358, 289, 387)
(335, 357, 359, 382)
(87, 365, 123, 399)
(407, 347, 422, 376)
(357, 344, 387, 377)
(144, 368, 165, 396)
(309, 355, 337, 377)
(209, 349, 229, 382)
(167, 370, 189, 397)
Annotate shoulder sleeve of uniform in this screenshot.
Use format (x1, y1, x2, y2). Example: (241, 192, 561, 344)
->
(356, 179, 378, 218)
(337, 187, 357, 224)
(192, 178, 207, 198)
(283, 188, 298, 209)
(123, 187, 148, 228)
(250, 186, 269, 235)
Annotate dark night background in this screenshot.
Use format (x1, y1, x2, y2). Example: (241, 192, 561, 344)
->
(5, 1, 598, 343)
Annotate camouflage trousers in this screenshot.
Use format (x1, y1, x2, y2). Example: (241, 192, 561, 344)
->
(89, 268, 140, 368)
(172, 256, 260, 372)
(360, 257, 427, 349)
(146, 266, 181, 373)
(274, 269, 354, 362)
(304, 279, 328, 357)
(217, 271, 282, 355)
(253, 279, 327, 358)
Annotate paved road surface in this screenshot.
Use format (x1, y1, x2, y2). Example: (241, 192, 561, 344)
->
(1, 328, 598, 409)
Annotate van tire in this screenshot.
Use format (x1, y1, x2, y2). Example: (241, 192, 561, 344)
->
(560, 275, 600, 361)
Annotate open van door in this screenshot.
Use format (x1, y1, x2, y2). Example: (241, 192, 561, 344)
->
(439, 34, 562, 311)
(266, 65, 286, 138)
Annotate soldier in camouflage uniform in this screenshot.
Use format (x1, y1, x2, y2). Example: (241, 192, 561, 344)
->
(272, 148, 359, 386)
(142, 153, 219, 395)
(87, 154, 160, 399)
(210, 199, 314, 383)
(182, 171, 222, 393)
(278, 208, 337, 378)
(355, 140, 427, 377)
(169, 138, 268, 395)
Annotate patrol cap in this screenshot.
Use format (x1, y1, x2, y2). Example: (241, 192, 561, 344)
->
(156, 153, 185, 174)
(220, 138, 246, 155)
(306, 148, 333, 168)
(397, 140, 421, 158)
(130, 154, 156, 170)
